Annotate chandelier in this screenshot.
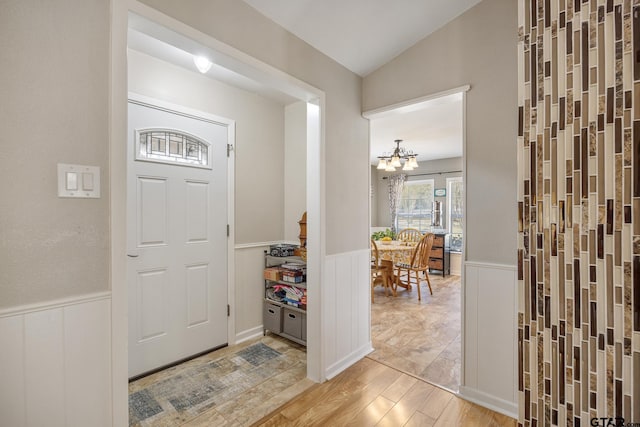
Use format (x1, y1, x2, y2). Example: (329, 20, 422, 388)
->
(376, 139, 419, 171)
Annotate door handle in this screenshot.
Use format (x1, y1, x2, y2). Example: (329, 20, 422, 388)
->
(127, 253, 139, 258)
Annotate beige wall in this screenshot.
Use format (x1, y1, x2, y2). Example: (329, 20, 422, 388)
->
(140, 0, 370, 256)
(0, 0, 110, 309)
(363, 0, 518, 265)
(128, 49, 286, 244)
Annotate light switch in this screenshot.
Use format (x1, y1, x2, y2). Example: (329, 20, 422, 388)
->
(82, 172, 94, 191)
(65, 172, 78, 191)
(58, 163, 100, 198)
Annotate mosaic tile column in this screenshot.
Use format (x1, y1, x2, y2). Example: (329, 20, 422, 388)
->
(518, 0, 640, 425)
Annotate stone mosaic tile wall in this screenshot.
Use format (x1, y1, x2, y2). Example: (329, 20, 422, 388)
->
(517, 0, 640, 425)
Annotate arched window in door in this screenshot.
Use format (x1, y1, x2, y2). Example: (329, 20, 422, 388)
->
(136, 129, 211, 169)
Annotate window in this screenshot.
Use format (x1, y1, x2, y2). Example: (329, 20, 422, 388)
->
(136, 129, 211, 168)
(396, 179, 434, 232)
(447, 177, 463, 252)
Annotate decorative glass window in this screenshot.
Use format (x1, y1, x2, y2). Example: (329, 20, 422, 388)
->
(136, 129, 211, 168)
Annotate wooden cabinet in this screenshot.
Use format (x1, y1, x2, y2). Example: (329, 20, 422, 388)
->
(429, 233, 450, 276)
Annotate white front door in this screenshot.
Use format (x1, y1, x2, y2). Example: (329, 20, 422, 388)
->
(127, 98, 229, 378)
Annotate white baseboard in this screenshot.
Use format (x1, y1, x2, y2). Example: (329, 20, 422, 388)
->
(459, 385, 518, 419)
(235, 325, 264, 344)
(325, 342, 374, 380)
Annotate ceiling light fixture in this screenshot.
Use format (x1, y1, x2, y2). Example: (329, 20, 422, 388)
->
(376, 139, 419, 172)
(193, 55, 212, 74)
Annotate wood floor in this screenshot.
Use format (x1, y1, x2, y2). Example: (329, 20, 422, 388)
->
(252, 357, 516, 426)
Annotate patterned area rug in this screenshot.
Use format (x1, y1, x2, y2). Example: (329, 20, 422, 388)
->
(129, 339, 306, 426)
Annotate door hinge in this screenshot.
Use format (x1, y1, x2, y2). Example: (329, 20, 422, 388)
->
(227, 224, 230, 237)
(227, 144, 234, 157)
(227, 304, 230, 317)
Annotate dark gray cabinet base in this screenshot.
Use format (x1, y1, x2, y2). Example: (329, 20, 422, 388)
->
(263, 300, 306, 346)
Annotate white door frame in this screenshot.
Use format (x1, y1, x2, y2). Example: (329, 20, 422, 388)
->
(110, 1, 326, 424)
(363, 84, 469, 392)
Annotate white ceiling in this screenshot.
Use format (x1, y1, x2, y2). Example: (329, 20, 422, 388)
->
(243, 0, 482, 77)
(369, 92, 464, 164)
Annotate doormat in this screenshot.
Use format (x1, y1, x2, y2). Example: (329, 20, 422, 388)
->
(129, 341, 297, 426)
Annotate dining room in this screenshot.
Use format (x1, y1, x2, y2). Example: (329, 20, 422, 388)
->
(366, 89, 465, 393)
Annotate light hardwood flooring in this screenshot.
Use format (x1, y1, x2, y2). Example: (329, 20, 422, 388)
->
(252, 357, 516, 426)
(370, 273, 461, 391)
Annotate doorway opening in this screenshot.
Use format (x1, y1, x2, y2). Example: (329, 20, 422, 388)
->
(364, 87, 468, 393)
(111, 5, 325, 424)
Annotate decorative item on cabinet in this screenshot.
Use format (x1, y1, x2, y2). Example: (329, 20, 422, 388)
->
(428, 232, 450, 276)
(294, 211, 307, 262)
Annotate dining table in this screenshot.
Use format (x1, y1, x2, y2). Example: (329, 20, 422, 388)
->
(374, 240, 417, 293)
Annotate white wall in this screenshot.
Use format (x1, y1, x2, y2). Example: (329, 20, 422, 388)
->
(0, 295, 112, 427)
(284, 102, 307, 243)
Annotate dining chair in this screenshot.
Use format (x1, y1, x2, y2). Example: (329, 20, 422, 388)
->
(396, 228, 423, 243)
(393, 233, 435, 301)
(371, 239, 392, 302)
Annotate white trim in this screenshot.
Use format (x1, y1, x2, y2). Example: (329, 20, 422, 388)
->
(234, 326, 264, 344)
(305, 99, 325, 382)
(459, 89, 468, 390)
(324, 343, 374, 380)
(361, 85, 471, 119)
(227, 116, 236, 347)
(464, 261, 517, 271)
(458, 385, 518, 419)
(110, 1, 129, 424)
(0, 291, 112, 318)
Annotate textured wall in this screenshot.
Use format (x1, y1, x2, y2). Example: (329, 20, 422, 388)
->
(517, 0, 639, 425)
(0, 0, 110, 308)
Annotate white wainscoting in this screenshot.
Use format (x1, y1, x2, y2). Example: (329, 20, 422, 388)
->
(323, 248, 373, 379)
(0, 292, 112, 427)
(234, 242, 279, 343)
(460, 261, 518, 418)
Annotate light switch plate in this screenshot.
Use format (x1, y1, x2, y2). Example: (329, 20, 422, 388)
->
(57, 163, 101, 198)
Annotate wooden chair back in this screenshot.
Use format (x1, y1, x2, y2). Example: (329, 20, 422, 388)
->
(408, 233, 435, 270)
(371, 239, 380, 266)
(396, 228, 423, 243)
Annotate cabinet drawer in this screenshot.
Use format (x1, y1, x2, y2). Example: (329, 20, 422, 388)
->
(429, 259, 443, 270)
(433, 236, 444, 247)
(283, 308, 303, 339)
(263, 303, 282, 333)
(430, 247, 443, 258)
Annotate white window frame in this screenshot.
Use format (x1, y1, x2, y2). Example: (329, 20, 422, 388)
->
(446, 176, 463, 252)
(396, 178, 435, 233)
